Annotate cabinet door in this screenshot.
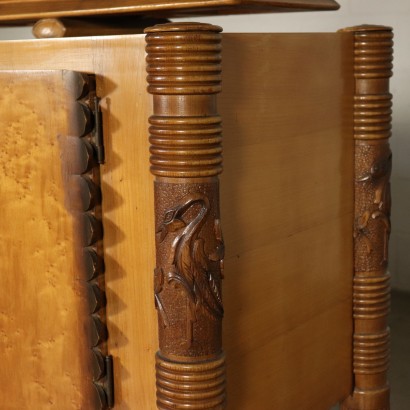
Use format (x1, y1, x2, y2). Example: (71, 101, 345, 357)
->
(0, 35, 160, 409)
(0, 70, 109, 409)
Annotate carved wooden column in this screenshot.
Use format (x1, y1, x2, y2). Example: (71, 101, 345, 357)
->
(145, 23, 226, 410)
(341, 25, 393, 410)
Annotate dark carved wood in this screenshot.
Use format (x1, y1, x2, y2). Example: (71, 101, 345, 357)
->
(145, 23, 226, 409)
(341, 25, 393, 410)
(61, 72, 112, 409)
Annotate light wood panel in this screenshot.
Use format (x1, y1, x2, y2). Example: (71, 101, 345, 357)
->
(0, 71, 96, 409)
(220, 34, 355, 409)
(0, 32, 355, 409)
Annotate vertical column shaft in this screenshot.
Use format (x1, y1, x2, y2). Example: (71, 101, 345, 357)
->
(341, 25, 393, 410)
(145, 23, 226, 410)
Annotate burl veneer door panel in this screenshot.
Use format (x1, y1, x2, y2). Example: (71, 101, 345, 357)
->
(0, 71, 99, 409)
(220, 34, 355, 410)
(0, 36, 159, 409)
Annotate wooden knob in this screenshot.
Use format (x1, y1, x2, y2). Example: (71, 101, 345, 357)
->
(33, 18, 66, 38)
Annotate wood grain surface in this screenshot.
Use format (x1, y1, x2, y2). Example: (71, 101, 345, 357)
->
(0, 71, 97, 409)
(220, 33, 355, 409)
(0, 0, 339, 25)
(0, 31, 354, 409)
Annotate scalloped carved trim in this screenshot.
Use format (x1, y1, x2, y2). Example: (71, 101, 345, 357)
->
(61, 72, 111, 409)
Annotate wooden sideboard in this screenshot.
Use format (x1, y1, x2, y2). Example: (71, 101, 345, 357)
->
(0, 10, 393, 410)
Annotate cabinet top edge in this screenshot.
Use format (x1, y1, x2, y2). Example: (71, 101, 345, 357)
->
(0, 0, 340, 25)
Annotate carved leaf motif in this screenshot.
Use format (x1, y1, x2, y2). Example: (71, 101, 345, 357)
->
(355, 211, 372, 254)
(167, 264, 196, 304)
(208, 272, 223, 308)
(372, 210, 391, 265)
(154, 267, 169, 328)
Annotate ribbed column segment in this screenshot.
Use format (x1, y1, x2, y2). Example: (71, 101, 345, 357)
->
(353, 29, 393, 79)
(156, 353, 226, 410)
(353, 331, 390, 376)
(353, 273, 391, 320)
(354, 94, 392, 140)
(149, 115, 223, 177)
(146, 23, 222, 95)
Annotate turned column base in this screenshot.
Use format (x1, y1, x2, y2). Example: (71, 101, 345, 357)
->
(341, 387, 390, 410)
(156, 353, 226, 410)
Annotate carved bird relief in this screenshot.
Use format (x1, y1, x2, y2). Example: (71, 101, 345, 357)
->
(154, 193, 224, 346)
(357, 151, 392, 211)
(355, 151, 392, 264)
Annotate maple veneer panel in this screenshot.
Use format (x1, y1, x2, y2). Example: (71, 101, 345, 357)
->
(0, 37, 158, 409)
(0, 33, 354, 409)
(0, 71, 95, 409)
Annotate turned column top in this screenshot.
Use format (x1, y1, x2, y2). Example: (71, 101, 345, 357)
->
(145, 22, 223, 96)
(340, 24, 392, 33)
(144, 22, 222, 34)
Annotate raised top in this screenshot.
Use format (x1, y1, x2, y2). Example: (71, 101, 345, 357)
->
(0, 0, 339, 25)
(145, 22, 222, 33)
